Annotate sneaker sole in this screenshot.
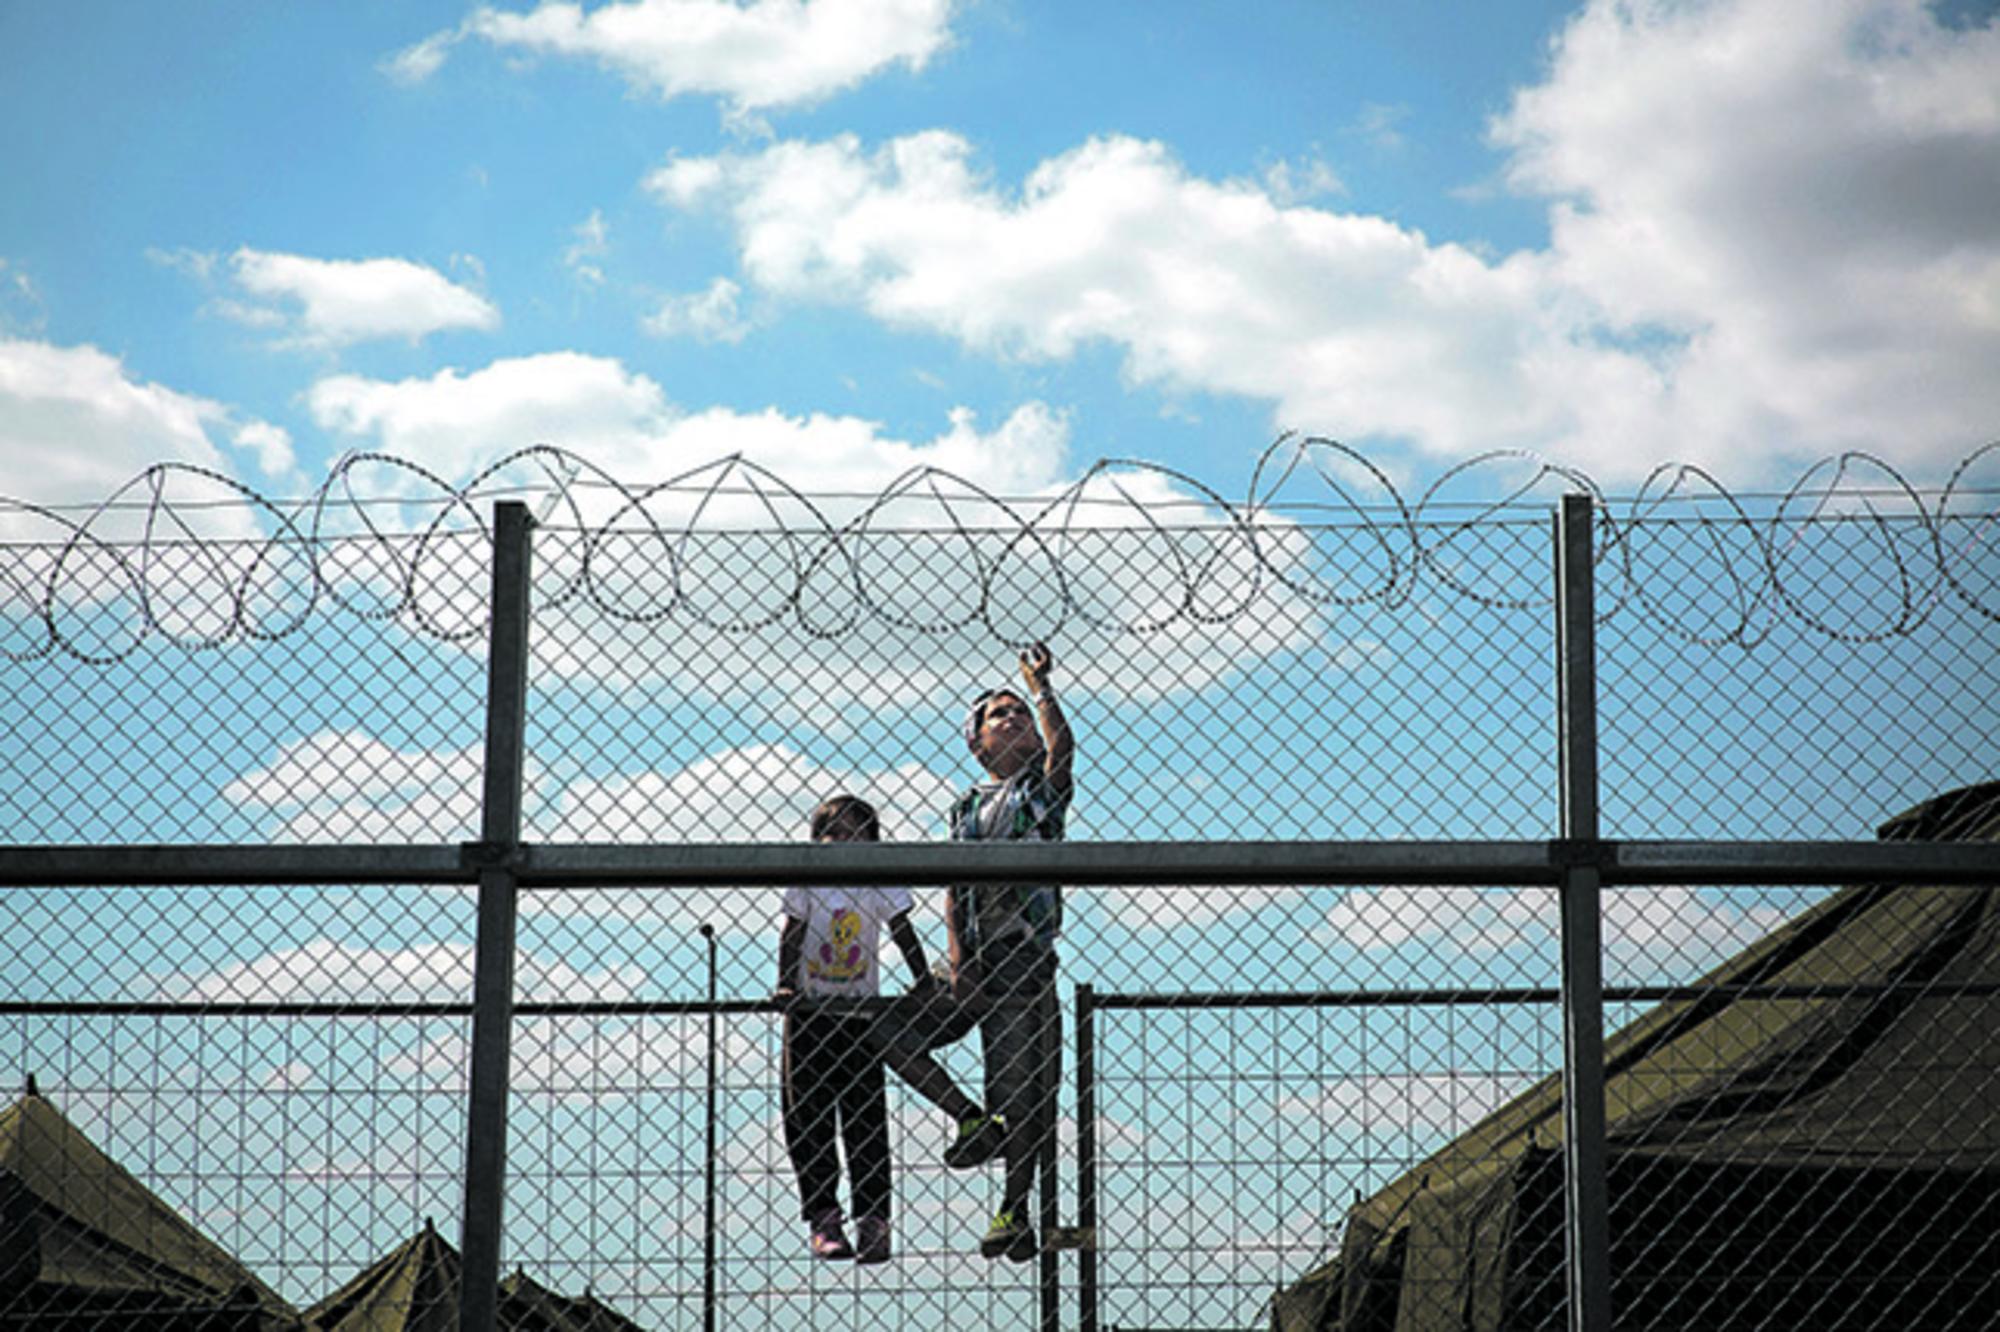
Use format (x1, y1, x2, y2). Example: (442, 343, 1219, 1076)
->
(980, 1230, 1036, 1261)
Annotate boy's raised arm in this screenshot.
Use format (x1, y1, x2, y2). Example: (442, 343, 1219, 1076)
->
(1020, 641, 1073, 795)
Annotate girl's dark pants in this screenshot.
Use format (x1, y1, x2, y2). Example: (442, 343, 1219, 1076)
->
(781, 1009, 891, 1223)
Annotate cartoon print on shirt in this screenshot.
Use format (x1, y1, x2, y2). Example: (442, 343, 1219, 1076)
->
(808, 908, 869, 983)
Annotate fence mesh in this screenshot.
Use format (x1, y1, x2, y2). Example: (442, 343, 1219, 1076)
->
(1599, 511, 2000, 840)
(3, 446, 1997, 1329)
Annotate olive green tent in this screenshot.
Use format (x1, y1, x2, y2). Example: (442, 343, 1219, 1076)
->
(497, 1268, 649, 1332)
(1274, 782, 2000, 1332)
(305, 1222, 647, 1332)
(0, 1084, 299, 1329)
(303, 1221, 462, 1332)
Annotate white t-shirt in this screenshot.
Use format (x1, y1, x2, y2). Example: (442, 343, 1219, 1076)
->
(782, 886, 914, 998)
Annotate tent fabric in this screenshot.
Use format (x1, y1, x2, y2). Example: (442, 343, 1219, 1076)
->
(303, 1222, 463, 1332)
(0, 1090, 299, 1329)
(497, 1271, 648, 1332)
(1274, 781, 2000, 1332)
(563, 1290, 648, 1332)
(305, 1225, 649, 1332)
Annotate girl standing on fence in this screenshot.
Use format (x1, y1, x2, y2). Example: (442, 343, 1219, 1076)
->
(775, 794, 933, 1263)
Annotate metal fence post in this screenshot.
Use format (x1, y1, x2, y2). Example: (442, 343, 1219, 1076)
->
(1038, 979, 1062, 1332)
(1076, 983, 1098, 1332)
(1554, 493, 1611, 1332)
(701, 923, 719, 1332)
(460, 501, 534, 1331)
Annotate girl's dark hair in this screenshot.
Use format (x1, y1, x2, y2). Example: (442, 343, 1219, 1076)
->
(809, 794, 880, 841)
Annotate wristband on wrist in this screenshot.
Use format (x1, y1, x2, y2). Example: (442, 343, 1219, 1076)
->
(1034, 686, 1056, 704)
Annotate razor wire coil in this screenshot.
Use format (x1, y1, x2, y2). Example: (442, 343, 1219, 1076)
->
(3, 436, 1997, 665)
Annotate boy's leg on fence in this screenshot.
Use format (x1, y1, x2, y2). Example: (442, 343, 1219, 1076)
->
(983, 947, 1056, 1223)
(873, 984, 984, 1124)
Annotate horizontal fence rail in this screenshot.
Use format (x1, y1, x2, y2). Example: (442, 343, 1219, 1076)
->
(5, 840, 1998, 887)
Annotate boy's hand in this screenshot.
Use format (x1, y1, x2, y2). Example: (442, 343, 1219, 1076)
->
(771, 985, 798, 1009)
(1019, 641, 1054, 694)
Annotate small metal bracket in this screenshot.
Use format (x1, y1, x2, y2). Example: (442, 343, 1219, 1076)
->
(1047, 1225, 1095, 1251)
(460, 841, 527, 873)
(1548, 838, 1617, 874)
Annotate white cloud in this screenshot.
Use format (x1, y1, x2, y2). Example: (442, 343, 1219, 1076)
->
(221, 734, 960, 930)
(1599, 886, 1804, 980)
(1324, 886, 1551, 956)
(224, 247, 500, 348)
(549, 741, 958, 842)
(564, 210, 609, 288)
(232, 421, 295, 478)
(222, 732, 493, 842)
(641, 276, 750, 342)
(143, 246, 219, 283)
(296, 350, 1334, 704)
(1322, 884, 1810, 983)
(1489, 0, 2000, 474)
(486, 1012, 767, 1092)
(1260, 152, 1345, 205)
(381, 1006, 771, 1096)
(0, 258, 46, 335)
(1088, 885, 1307, 934)
(0, 340, 315, 657)
(380, 29, 457, 85)
(402, 0, 954, 117)
(1348, 102, 1410, 153)
(1, 339, 228, 507)
(0, 338, 283, 543)
(1279, 1070, 1533, 1136)
(649, 1, 2000, 481)
(643, 130, 1628, 464)
(526, 743, 961, 931)
(161, 939, 644, 1005)
(302, 350, 1073, 516)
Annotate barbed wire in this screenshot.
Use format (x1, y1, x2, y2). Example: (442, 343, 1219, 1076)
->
(2, 437, 1995, 665)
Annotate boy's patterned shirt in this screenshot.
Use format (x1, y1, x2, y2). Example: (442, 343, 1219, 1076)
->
(949, 767, 1069, 953)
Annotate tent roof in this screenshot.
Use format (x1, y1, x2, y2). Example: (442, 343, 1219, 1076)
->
(1281, 781, 2000, 1329)
(0, 1088, 295, 1320)
(305, 1224, 645, 1332)
(498, 1269, 649, 1332)
(1348, 782, 2000, 1240)
(303, 1220, 462, 1332)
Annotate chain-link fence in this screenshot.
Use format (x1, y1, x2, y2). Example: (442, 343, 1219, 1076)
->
(3, 445, 1997, 1330)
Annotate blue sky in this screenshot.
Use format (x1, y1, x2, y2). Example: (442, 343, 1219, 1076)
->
(6, 0, 1999, 520)
(4, 2, 1999, 1321)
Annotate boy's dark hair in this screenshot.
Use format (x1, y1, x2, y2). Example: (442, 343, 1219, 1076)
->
(964, 687, 1027, 751)
(809, 793, 881, 841)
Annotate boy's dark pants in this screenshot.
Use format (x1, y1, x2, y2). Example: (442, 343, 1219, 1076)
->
(875, 943, 1059, 1212)
(979, 946, 1059, 1214)
(781, 1010, 891, 1222)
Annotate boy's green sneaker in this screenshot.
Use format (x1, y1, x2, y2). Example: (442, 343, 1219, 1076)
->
(944, 1114, 1006, 1169)
(980, 1207, 1036, 1262)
